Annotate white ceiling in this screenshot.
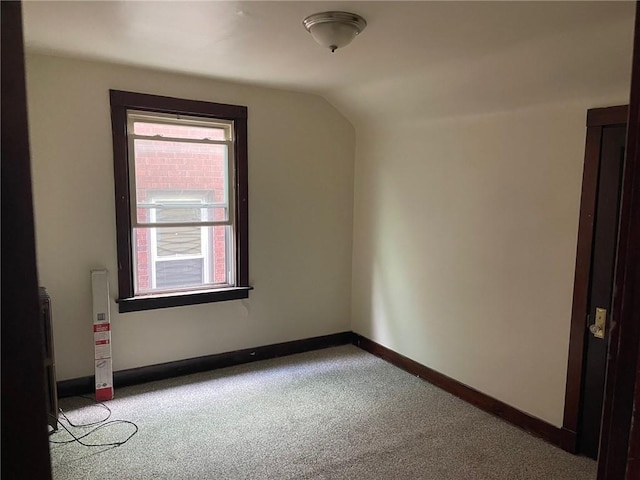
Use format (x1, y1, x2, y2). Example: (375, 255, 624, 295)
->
(22, 1, 636, 125)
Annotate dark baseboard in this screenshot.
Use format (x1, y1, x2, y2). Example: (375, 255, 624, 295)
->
(58, 331, 356, 398)
(560, 427, 578, 453)
(57, 329, 572, 454)
(352, 334, 566, 450)
(57, 376, 94, 398)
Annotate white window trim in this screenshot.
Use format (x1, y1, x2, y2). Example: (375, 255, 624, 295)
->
(125, 110, 237, 296)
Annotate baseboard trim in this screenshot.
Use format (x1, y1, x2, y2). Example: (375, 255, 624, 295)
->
(560, 427, 579, 453)
(352, 334, 565, 450)
(57, 331, 356, 398)
(57, 330, 570, 453)
(57, 376, 94, 398)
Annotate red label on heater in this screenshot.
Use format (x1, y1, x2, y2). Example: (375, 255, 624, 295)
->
(95, 339, 110, 345)
(93, 324, 110, 332)
(96, 387, 113, 402)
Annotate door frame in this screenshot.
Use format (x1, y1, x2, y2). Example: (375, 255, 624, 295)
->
(598, 4, 640, 477)
(562, 105, 628, 453)
(1, 1, 53, 478)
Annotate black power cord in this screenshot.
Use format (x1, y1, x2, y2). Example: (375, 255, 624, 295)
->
(58, 395, 111, 427)
(49, 395, 138, 448)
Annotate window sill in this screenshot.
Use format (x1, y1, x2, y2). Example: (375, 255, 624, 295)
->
(117, 286, 253, 313)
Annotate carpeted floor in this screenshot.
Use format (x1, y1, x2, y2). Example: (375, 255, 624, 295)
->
(50, 345, 596, 479)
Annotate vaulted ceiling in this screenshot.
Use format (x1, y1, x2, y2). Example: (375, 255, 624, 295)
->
(23, 1, 635, 125)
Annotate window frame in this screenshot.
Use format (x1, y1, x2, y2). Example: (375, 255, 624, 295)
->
(110, 90, 250, 313)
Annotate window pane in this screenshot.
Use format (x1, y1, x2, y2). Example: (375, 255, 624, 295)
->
(157, 226, 201, 257)
(133, 122, 227, 140)
(213, 225, 232, 285)
(157, 206, 200, 224)
(156, 258, 204, 289)
(133, 139, 229, 223)
(133, 225, 231, 294)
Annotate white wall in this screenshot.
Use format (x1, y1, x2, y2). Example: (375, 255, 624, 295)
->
(351, 98, 628, 427)
(345, 1, 634, 428)
(26, 54, 355, 381)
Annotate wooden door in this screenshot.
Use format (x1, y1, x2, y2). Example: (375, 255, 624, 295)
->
(562, 106, 628, 456)
(579, 124, 627, 458)
(598, 5, 640, 477)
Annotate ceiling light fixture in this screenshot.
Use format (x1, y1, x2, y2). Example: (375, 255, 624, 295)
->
(303, 11, 367, 53)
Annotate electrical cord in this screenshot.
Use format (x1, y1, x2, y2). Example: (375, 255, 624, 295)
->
(58, 395, 111, 427)
(49, 396, 138, 448)
(49, 415, 138, 447)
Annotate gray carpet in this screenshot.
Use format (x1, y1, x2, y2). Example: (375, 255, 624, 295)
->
(50, 345, 595, 479)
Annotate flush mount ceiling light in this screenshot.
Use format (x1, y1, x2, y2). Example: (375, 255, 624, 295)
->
(303, 11, 367, 53)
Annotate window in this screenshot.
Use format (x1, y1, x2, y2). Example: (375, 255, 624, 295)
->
(110, 90, 250, 312)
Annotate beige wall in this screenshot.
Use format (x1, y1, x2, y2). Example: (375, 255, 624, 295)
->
(351, 99, 628, 427)
(344, 1, 634, 431)
(26, 54, 355, 380)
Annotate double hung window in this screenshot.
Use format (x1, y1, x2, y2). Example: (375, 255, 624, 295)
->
(110, 91, 250, 312)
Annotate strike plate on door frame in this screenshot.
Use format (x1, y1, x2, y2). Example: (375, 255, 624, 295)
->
(589, 307, 607, 339)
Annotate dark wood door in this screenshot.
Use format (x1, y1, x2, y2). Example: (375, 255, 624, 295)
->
(579, 125, 627, 458)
